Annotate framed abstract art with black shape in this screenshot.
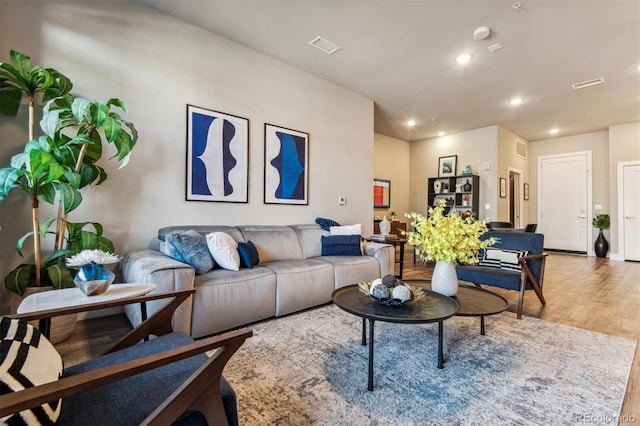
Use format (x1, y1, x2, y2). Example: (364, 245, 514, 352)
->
(186, 104, 249, 203)
(264, 123, 309, 205)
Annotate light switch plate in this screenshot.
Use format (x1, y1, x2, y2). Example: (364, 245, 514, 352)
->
(338, 196, 346, 205)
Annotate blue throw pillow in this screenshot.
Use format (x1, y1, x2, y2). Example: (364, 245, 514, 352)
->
(237, 240, 260, 268)
(321, 234, 362, 256)
(315, 217, 341, 231)
(165, 230, 216, 274)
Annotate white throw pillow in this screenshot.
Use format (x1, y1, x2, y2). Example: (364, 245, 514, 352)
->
(206, 232, 240, 271)
(329, 224, 362, 236)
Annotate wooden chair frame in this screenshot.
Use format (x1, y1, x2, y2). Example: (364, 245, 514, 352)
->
(1, 289, 252, 425)
(516, 252, 548, 318)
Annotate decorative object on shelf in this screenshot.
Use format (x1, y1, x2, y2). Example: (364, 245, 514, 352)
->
(264, 123, 309, 205)
(432, 261, 459, 296)
(456, 183, 462, 192)
(438, 155, 458, 177)
(433, 180, 442, 194)
(592, 213, 611, 258)
(66, 250, 120, 296)
(358, 276, 425, 306)
(187, 105, 249, 203)
(404, 200, 496, 296)
(461, 164, 473, 176)
(379, 215, 391, 236)
(524, 183, 529, 201)
(463, 179, 472, 192)
(500, 177, 507, 198)
(441, 182, 449, 193)
(462, 194, 471, 206)
(373, 178, 391, 208)
(390, 211, 397, 221)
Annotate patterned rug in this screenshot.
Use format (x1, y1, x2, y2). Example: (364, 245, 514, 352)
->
(223, 304, 636, 425)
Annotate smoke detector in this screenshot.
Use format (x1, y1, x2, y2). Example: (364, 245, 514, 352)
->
(473, 26, 491, 40)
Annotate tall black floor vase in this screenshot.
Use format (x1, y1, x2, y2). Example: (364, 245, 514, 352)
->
(594, 229, 609, 258)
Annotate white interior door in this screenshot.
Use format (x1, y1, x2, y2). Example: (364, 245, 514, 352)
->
(538, 152, 591, 252)
(622, 163, 640, 261)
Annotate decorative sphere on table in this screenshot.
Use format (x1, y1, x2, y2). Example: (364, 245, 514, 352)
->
(382, 274, 398, 288)
(392, 285, 411, 302)
(370, 284, 390, 300)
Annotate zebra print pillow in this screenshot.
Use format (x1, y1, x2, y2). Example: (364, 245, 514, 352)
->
(1, 317, 63, 424)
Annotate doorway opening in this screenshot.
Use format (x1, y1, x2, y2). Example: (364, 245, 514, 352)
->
(508, 168, 523, 228)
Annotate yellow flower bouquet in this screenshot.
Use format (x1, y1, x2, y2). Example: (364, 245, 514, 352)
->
(404, 200, 496, 264)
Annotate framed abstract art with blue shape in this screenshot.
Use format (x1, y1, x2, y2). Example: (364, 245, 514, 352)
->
(264, 123, 309, 205)
(186, 104, 249, 203)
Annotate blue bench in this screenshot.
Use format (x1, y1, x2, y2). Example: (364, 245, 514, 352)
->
(456, 231, 548, 318)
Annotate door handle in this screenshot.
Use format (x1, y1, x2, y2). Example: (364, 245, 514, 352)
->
(577, 215, 586, 218)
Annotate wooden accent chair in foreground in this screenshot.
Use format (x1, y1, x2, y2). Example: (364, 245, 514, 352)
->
(456, 231, 548, 318)
(1, 289, 251, 425)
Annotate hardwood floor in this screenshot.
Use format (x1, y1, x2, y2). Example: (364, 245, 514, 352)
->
(58, 251, 640, 420)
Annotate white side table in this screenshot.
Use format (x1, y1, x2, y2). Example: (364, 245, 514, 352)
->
(17, 283, 156, 339)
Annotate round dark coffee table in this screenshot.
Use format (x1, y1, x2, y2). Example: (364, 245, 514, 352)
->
(332, 285, 458, 391)
(405, 280, 509, 335)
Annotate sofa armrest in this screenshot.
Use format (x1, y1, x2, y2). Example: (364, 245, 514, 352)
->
(363, 242, 395, 277)
(122, 249, 196, 335)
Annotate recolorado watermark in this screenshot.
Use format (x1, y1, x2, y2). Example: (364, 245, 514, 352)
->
(575, 413, 637, 424)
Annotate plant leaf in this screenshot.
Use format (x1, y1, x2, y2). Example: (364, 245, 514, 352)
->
(40, 108, 61, 137)
(0, 167, 24, 199)
(71, 97, 90, 122)
(56, 182, 82, 214)
(4, 264, 35, 296)
(46, 264, 75, 290)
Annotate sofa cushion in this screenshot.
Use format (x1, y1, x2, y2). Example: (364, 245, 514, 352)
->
(206, 232, 240, 271)
(315, 217, 340, 231)
(165, 230, 216, 274)
(1, 317, 63, 425)
(321, 235, 363, 256)
(237, 241, 260, 268)
(478, 248, 529, 272)
(237, 226, 304, 262)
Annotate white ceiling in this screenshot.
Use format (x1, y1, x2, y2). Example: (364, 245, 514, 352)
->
(138, 0, 640, 142)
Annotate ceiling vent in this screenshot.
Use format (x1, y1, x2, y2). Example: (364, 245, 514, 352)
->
(515, 139, 527, 159)
(488, 43, 503, 53)
(309, 36, 341, 55)
(572, 78, 605, 90)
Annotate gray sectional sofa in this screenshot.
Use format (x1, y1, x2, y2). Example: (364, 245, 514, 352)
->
(122, 224, 394, 338)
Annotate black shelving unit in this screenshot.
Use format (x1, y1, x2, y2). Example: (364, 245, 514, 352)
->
(427, 175, 479, 217)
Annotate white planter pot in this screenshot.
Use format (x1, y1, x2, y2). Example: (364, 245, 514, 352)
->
(431, 261, 459, 296)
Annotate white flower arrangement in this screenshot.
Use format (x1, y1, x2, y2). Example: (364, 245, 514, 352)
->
(66, 249, 120, 268)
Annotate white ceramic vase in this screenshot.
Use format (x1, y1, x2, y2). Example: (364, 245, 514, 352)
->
(379, 215, 391, 236)
(431, 261, 459, 296)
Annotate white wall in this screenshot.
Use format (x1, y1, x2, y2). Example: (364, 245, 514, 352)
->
(409, 125, 498, 221)
(0, 1, 374, 313)
(608, 121, 640, 257)
(373, 133, 410, 220)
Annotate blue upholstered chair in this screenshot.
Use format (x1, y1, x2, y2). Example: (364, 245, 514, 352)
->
(1, 290, 251, 425)
(456, 231, 548, 318)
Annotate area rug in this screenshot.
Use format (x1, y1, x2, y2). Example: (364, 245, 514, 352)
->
(223, 304, 636, 425)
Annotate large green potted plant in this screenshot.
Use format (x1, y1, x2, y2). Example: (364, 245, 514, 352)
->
(592, 213, 610, 258)
(0, 50, 138, 298)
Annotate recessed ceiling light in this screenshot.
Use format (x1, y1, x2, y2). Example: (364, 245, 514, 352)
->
(456, 54, 472, 64)
(438, 132, 446, 137)
(550, 128, 559, 135)
(510, 98, 523, 106)
(407, 120, 416, 127)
